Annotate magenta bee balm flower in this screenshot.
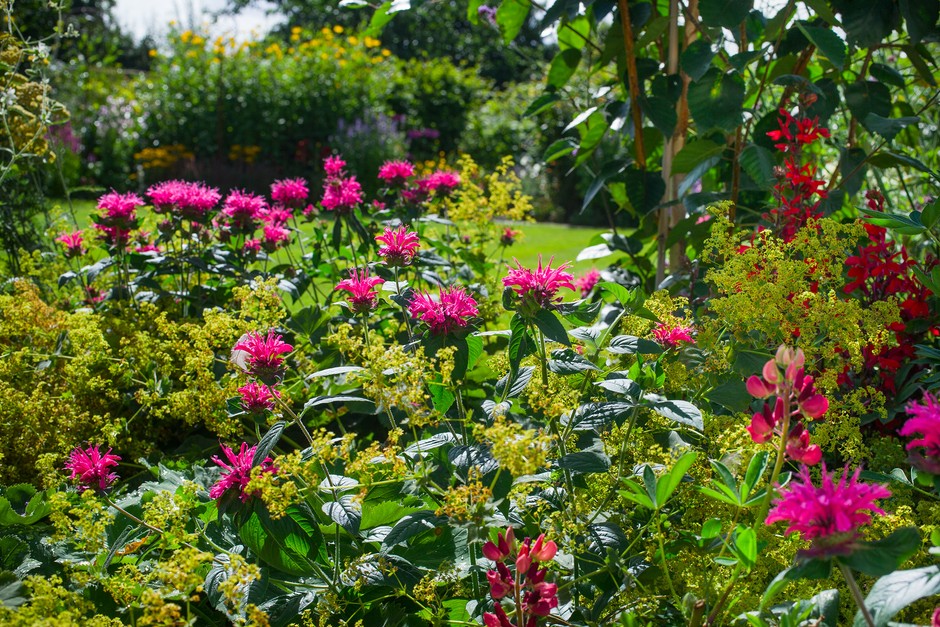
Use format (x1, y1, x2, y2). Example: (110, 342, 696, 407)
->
(222, 190, 267, 232)
(335, 269, 385, 314)
(375, 225, 420, 267)
(238, 381, 280, 414)
(409, 286, 479, 336)
(65, 444, 120, 493)
(652, 322, 694, 349)
(503, 256, 575, 312)
(231, 330, 293, 383)
(56, 230, 86, 258)
(209, 442, 276, 502)
(377, 160, 415, 185)
(899, 392, 940, 474)
(270, 177, 309, 209)
(574, 268, 600, 297)
(766, 464, 891, 557)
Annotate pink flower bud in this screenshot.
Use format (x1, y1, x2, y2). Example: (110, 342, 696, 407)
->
(800, 394, 829, 419)
(516, 546, 532, 573)
(747, 375, 775, 398)
(529, 534, 557, 562)
(747, 410, 776, 443)
(762, 359, 780, 385)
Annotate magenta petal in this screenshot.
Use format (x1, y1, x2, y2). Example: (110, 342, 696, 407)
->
(800, 395, 829, 419)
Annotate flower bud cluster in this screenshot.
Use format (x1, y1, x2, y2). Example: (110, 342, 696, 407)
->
(746, 345, 828, 465)
(482, 527, 559, 627)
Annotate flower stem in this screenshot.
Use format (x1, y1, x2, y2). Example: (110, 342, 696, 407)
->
(758, 394, 792, 523)
(839, 561, 875, 627)
(536, 325, 549, 387)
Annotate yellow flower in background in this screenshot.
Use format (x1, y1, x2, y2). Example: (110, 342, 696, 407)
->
(364, 36, 381, 48)
(347, 36, 359, 46)
(333, 25, 344, 34)
(180, 30, 193, 43)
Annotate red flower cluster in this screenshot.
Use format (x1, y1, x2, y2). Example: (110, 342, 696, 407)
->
(764, 99, 830, 242)
(409, 286, 479, 336)
(320, 154, 363, 213)
(746, 345, 828, 465)
(842, 190, 936, 397)
(482, 527, 559, 627)
(93, 191, 144, 249)
(335, 268, 385, 315)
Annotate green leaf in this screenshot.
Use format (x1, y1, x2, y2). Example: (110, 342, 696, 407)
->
(699, 0, 753, 29)
(647, 399, 704, 430)
(739, 143, 776, 189)
(534, 309, 571, 346)
(921, 197, 940, 230)
(618, 479, 655, 510)
(903, 44, 938, 86)
(797, 24, 846, 69)
(496, 0, 530, 44)
(547, 48, 582, 89)
(239, 504, 324, 576)
(899, 0, 939, 45)
(688, 68, 745, 132)
(429, 377, 456, 413)
(672, 140, 725, 175)
(838, 0, 899, 48)
(859, 207, 925, 235)
(641, 96, 677, 137)
(323, 496, 362, 536)
(742, 451, 770, 500)
(841, 527, 921, 577)
(623, 166, 666, 215)
(607, 335, 663, 355)
(869, 63, 905, 88)
(868, 150, 936, 176)
(0, 573, 25, 609)
(862, 114, 920, 142)
(563, 401, 635, 430)
(680, 39, 715, 81)
(844, 80, 891, 121)
(558, 14, 591, 50)
(558, 451, 611, 474)
(0, 491, 51, 526)
(548, 348, 601, 374)
(524, 93, 561, 117)
(508, 313, 532, 373)
(760, 559, 833, 609)
(705, 378, 751, 413)
(543, 137, 577, 162)
(735, 526, 757, 569)
(383, 511, 447, 548)
(253, 421, 287, 468)
(701, 518, 723, 539)
(856, 565, 940, 627)
(655, 451, 697, 506)
(583, 160, 628, 212)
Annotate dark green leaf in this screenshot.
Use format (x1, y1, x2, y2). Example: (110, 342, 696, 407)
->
(869, 63, 905, 88)
(688, 68, 745, 132)
(534, 309, 571, 345)
(549, 348, 600, 374)
(253, 421, 287, 468)
(862, 114, 920, 142)
(903, 44, 938, 86)
(672, 140, 725, 175)
(899, 0, 939, 45)
(583, 160, 628, 212)
(562, 401, 635, 430)
(543, 137, 578, 162)
(558, 451, 611, 474)
(647, 399, 704, 430)
(607, 335, 663, 355)
(680, 40, 715, 81)
(699, 0, 753, 29)
(623, 166, 666, 215)
(921, 197, 940, 230)
(525, 92, 561, 117)
(739, 143, 776, 190)
(382, 511, 447, 549)
(841, 527, 921, 577)
(797, 24, 846, 69)
(839, 146, 869, 197)
(239, 504, 323, 576)
(640, 95, 677, 137)
(857, 565, 940, 627)
(323, 496, 362, 536)
(844, 80, 891, 121)
(706, 378, 751, 413)
(868, 150, 936, 176)
(761, 559, 833, 609)
(837, 0, 899, 48)
(547, 48, 582, 89)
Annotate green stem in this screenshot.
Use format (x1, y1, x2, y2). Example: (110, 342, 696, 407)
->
(536, 325, 549, 387)
(757, 393, 793, 524)
(839, 561, 875, 627)
(654, 512, 679, 600)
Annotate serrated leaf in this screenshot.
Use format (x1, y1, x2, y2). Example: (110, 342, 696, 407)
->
(680, 39, 715, 82)
(856, 565, 940, 627)
(647, 398, 704, 430)
(698, 0, 753, 29)
(607, 335, 663, 355)
(558, 451, 611, 474)
(562, 401, 635, 430)
(739, 143, 776, 189)
(323, 496, 362, 536)
(252, 421, 286, 468)
(688, 69, 745, 132)
(382, 511, 446, 548)
(548, 348, 600, 374)
(534, 309, 570, 345)
(798, 24, 846, 69)
(672, 140, 725, 175)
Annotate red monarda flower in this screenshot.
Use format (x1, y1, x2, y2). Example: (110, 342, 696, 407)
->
(238, 381, 280, 414)
(409, 286, 479, 335)
(231, 330, 293, 383)
(65, 444, 120, 493)
(222, 190, 267, 232)
(766, 464, 890, 557)
(209, 442, 276, 502)
(375, 225, 420, 267)
(652, 322, 694, 349)
(335, 269, 385, 315)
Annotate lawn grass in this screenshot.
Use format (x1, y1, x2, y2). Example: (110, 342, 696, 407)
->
(51, 199, 607, 278)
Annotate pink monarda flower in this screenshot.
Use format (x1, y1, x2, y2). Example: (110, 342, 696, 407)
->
(575, 268, 601, 297)
(270, 178, 309, 210)
(375, 225, 420, 267)
(377, 160, 415, 185)
(262, 205, 293, 226)
(262, 223, 291, 253)
(231, 330, 293, 383)
(243, 238, 261, 256)
(503, 257, 575, 313)
(148, 180, 221, 221)
(652, 322, 694, 349)
(409, 286, 479, 335)
(321, 176, 363, 213)
(96, 191, 144, 229)
(417, 170, 461, 196)
(238, 381, 280, 414)
(222, 190, 267, 231)
(65, 444, 120, 493)
(324, 155, 347, 177)
(335, 269, 384, 315)
(209, 442, 276, 502)
(899, 392, 940, 475)
(56, 230, 85, 258)
(766, 464, 891, 556)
